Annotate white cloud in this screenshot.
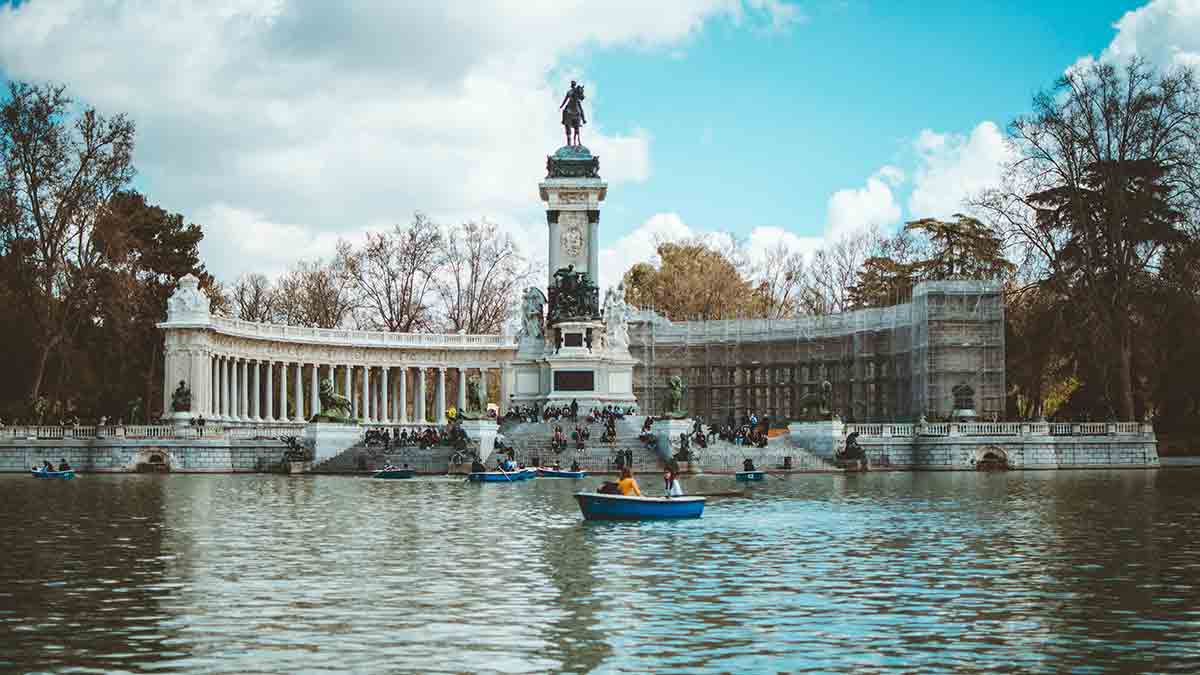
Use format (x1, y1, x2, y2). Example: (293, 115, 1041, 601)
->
(745, 226, 823, 265)
(0, 0, 798, 281)
(1097, 0, 1200, 70)
(908, 121, 1013, 219)
(598, 212, 694, 292)
(595, 214, 825, 295)
(825, 168, 903, 239)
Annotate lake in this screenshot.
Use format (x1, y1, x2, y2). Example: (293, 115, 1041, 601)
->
(2, 470, 1198, 674)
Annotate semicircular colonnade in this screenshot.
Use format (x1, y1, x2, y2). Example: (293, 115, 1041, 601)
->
(158, 275, 517, 426)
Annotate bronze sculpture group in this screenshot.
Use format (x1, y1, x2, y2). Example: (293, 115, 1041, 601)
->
(547, 264, 600, 323)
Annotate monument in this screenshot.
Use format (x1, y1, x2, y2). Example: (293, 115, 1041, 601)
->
(508, 84, 638, 413)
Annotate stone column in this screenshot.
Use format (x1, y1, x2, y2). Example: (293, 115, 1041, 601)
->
(479, 368, 489, 412)
(381, 366, 390, 423)
(266, 362, 274, 421)
(226, 357, 235, 422)
(415, 367, 426, 423)
(236, 359, 246, 421)
(457, 368, 467, 412)
(293, 362, 304, 422)
(361, 365, 370, 422)
(211, 355, 219, 419)
(279, 360, 288, 422)
(436, 367, 447, 424)
(248, 360, 258, 421)
(342, 364, 352, 410)
(390, 369, 398, 421)
(311, 363, 321, 417)
(398, 367, 408, 423)
(500, 364, 511, 415)
(349, 366, 358, 419)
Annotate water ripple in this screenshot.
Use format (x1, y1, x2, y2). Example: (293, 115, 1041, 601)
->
(1, 471, 1199, 673)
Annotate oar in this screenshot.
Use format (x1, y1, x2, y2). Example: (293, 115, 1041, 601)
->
(685, 491, 749, 498)
(497, 463, 513, 482)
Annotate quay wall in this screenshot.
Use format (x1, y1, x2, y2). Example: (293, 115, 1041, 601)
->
(1, 438, 285, 473)
(788, 421, 1160, 469)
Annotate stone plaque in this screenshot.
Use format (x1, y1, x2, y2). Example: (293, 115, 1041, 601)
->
(554, 370, 594, 392)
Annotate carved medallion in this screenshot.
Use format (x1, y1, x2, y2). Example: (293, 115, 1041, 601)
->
(562, 223, 584, 257)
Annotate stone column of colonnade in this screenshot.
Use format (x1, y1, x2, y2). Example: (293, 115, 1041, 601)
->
(200, 356, 509, 426)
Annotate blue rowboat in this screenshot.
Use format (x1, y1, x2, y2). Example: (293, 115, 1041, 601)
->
(373, 468, 415, 479)
(537, 468, 586, 479)
(468, 468, 535, 483)
(31, 469, 75, 480)
(735, 470, 765, 482)
(574, 492, 705, 521)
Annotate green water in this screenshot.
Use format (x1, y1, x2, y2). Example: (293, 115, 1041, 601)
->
(2, 470, 1198, 674)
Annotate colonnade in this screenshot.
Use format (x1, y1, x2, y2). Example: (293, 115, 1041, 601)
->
(204, 356, 503, 424)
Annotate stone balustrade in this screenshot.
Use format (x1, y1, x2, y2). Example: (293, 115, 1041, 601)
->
(843, 421, 1155, 437)
(209, 316, 517, 349)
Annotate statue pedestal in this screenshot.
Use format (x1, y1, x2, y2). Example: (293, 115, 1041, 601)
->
(168, 411, 193, 432)
(460, 419, 499, 463)
(787, 420, 845, 458)
(654, 418, 694, 464)
(305, 422, 361, 463)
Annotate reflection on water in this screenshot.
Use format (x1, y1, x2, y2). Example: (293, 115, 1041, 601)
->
(1, 470, 1199, 674)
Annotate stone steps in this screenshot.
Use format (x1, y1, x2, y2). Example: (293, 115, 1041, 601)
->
(310, 441, 460, 474)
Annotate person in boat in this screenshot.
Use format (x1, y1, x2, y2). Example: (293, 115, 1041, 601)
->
(40, 459, 53, 472)
(570, 459, 581, 472)
(664, 468, 684, 497)
(58, 458, 71, 471)
(617, 467, 642, 496)
(743, 458, 756, 472)
(471, 458, 486, 473)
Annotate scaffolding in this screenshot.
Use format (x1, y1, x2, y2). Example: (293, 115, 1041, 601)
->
(628, 280, 1005, 422)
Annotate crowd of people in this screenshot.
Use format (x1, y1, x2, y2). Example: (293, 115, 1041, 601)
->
(503, 401, 637, 426)
(363, 424, 469, 450)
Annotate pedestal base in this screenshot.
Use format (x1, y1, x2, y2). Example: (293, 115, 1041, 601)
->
(787, 420, 845, 458)
(461, 419, 499, 463)
(654, 418, 694, 464)
(168, 411, 193, 432)
(305, 422, 362, 463)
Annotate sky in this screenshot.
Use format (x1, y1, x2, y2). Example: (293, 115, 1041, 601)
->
(2, 0, 1199, 293)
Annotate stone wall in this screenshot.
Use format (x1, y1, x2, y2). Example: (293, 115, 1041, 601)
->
(1, 439, 286, 473)
(787, 420, 1160, 469)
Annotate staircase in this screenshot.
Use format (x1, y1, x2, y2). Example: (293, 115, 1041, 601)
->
(309, 441, 458, 474)
(500, 417, 663, 473)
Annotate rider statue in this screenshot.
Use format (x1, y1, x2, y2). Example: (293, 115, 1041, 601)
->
(560, 80, 587, 147)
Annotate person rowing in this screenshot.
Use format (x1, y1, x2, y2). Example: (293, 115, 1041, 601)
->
(617, 467, 642, 496)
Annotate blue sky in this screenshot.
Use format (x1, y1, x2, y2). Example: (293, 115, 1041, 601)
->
(0, 0, 1190, 288)
(570, 0, 1144, 240)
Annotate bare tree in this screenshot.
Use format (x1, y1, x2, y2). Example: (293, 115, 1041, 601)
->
(437, 220, 531, 333)
(797, 227, 881, 315)
(753, 241, 807, 319)
(229, 272, 275, 322)
(274, 257, 355, 329)
(0, 81, 135, 403)
(975, 58, 1200, 418)
(343, 214, 442, 332)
